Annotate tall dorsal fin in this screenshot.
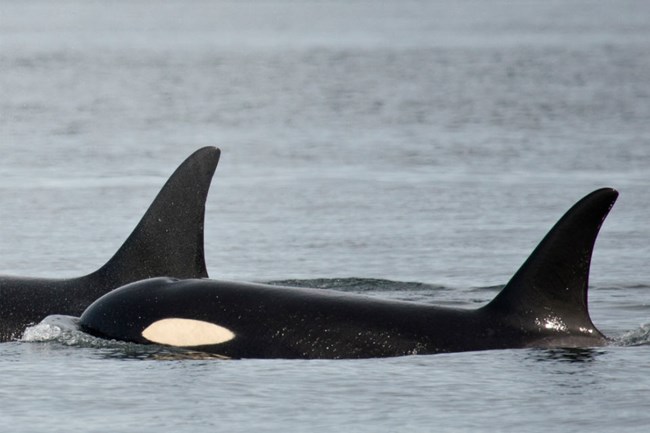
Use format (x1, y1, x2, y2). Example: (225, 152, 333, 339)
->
(485, 188, 618, 332)
(87, 147, 220, 290)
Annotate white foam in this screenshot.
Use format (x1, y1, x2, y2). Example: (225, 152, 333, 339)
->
(21, 315, 80, 342)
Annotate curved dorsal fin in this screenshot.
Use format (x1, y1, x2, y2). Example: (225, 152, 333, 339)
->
(87, 147, 220, 290)
(485, 188, 617, 332)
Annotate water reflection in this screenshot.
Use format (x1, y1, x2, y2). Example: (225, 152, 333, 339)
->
(526, 347, 606, 364)
(521, 348, 607, 397)
(93, 345, 230, 361)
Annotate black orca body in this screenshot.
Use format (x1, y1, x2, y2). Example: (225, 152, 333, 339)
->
(0, 147, 220, 341)
(80, 188, 617, 359)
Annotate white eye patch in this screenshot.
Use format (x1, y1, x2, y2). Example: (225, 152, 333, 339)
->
(142, 318, 235, 347)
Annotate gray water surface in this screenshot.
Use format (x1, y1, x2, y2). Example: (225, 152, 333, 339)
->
(1, 1, 650, 432)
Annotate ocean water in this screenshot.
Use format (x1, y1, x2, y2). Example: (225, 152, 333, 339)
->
(1, 0, 650, 431)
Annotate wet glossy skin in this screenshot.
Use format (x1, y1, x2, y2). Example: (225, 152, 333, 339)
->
(80, 188, 616, 359)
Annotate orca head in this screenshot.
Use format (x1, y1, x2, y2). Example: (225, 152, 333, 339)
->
(79, 277, 236, 349)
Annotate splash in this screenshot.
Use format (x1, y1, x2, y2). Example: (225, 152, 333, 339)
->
(21, 315, 97, 346)
(20, 315, 229, 360)
(616, 323, 650, 347)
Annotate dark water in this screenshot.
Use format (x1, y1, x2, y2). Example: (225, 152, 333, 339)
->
(1, 1, 650, 431)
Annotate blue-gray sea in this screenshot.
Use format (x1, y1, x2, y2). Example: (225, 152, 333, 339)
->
(1, 1, 650, 432)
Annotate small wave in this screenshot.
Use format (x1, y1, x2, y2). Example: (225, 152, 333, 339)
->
(616, 323, 650, 347)
(592, 284, 650, 291)
(267, 278, 483, 306)
(469, 284, 505, 293)
(267, 277, 447, 292)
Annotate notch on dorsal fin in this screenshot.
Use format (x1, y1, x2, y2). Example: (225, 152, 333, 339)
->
(87, 147, 220, 290)
(485, 188, 617, 335)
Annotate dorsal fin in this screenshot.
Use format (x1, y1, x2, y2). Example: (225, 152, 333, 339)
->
(485, 188, 618, 333)
(87, 147, 220, 290)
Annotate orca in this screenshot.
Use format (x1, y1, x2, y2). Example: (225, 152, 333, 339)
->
(79, 187, 618, 359)
(0, 147, 220, 341)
